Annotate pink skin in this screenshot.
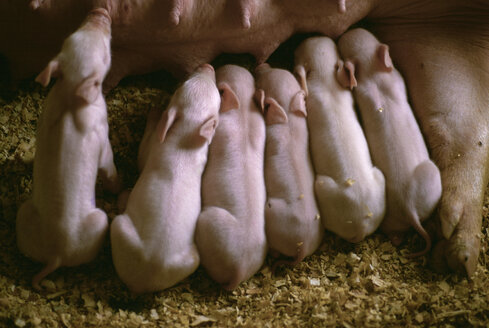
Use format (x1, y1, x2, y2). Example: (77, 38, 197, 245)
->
(16, 8, 120, 290)
(337, 28, 442, 257)
(110, 64, 220, 293)
(294, 36, 386, 243)
(367, 2, 489, 275)
(2, 1, 488, 276)
(254, 63, 324, 265)
(195, 65, 267, 290)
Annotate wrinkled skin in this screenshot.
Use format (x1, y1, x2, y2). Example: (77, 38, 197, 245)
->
(110, 65, 220, 293)
(16, 9, 119, 290)
(2, 0, 488, 276)
(195, 65, 267, 290)
(294, 36, 386, 243)
(255, 64, 324, 264)
(336, 28, 442, 257)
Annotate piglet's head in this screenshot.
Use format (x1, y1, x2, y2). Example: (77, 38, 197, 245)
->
(157, 64, 220, 145)
(254, 64, 307, 125)
(35, 8, 112, 105)
(254, 88, 306, 126)
(336, 28, 393, 90)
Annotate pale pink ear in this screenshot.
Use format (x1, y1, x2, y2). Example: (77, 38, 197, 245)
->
(156, 106, 178, 143)
(264, 97, 288, 125)
(294, 65, 308, 97)
(75, 73, 100, 104)
(336, 59, 357, 90)
(290, 90, 307, 117)
(199, 116, 219, 142)
(254, 89, 265, 113)
(35, 60, 60, 87)
(377, 44, 393, 72)
(218, 82, 240, 112)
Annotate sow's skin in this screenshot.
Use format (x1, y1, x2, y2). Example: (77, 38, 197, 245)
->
(337, 28, 442, 256)
(110, 64, 220, 293)
(294, 37, 386, 243)
(195, 65, 267, 290)
(254, 63, 323, 264)
(16, 9, 120, 289)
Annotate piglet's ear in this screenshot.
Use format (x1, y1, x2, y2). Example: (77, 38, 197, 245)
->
(254, 89, 265, 112)
(218, 82, 240, 112)
(75, 74, 100, 104)
(290, 90, 307, 118)
(294, 65, 309, 97)
(377, 44, 393, 72)
(264, 97, 288, 125)
(199, 115, 219, 142)
(35, 60, 60, 87)
(336, 59, 357, 90)
(157, 106, 178, 143)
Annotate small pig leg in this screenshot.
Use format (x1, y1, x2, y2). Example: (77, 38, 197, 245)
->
(110, 214, 145, 290)
(196, 207, 244, 290)
(315, 173, 385, 243)
(98, 141, 121, 194)
(112, 213, 200, 292)
(265, 198, 307, 262)
(404, 160, 441, 257)
(78, 209, 109, 262)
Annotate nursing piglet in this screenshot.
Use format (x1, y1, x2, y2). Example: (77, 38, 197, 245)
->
(254, 63, 323, 263)
(294, 36, 386, 242)
(110, 64, 220, 293)
(16, 8, 119, 289)
(337, 28, 442, 256)
(195, 65, 267, 290)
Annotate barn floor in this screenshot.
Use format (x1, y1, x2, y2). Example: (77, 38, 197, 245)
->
(0, 56, 488, 327)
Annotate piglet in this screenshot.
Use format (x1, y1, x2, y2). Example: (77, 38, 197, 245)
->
(294, 36, 386, 242)
(195, 65, 267, 290)
(110, 64, 220, 293)
(337, 28, 442, 256)
(16, 8, 119, 289)
(254, 63, 323, 264)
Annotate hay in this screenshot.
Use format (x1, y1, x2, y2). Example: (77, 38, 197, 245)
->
(0, 68, 488, 327)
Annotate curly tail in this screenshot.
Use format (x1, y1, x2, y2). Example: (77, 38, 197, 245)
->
(32, 257, 62, 290)
(406, 217, 432, 258)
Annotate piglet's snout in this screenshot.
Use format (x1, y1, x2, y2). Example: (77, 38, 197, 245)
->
(84, 8, 112, 35)
(196, 64, 216, 80)
(254, 63, 271, 75)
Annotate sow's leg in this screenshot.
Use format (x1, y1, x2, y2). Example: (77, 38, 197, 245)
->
(370, 24, 489, 276)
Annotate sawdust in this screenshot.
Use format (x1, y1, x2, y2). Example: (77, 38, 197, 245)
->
(0, 66, 488, 327)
